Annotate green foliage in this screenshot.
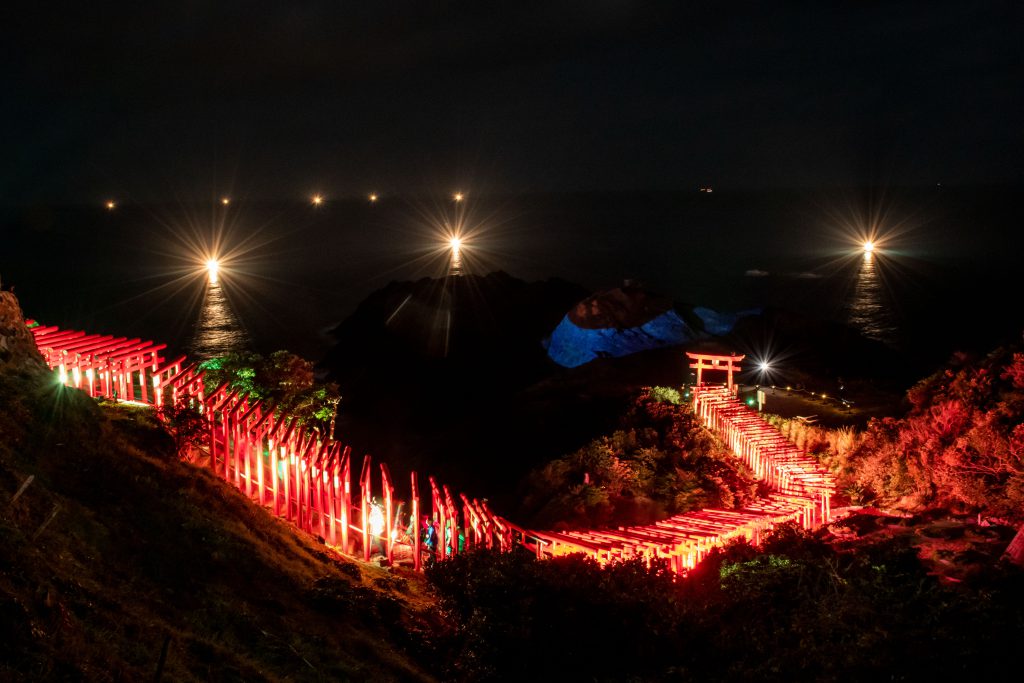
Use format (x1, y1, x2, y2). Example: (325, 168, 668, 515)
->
(199, 350, 341, 435)
(648, 385, 682, 405)
(719, 554, 799, 602)
(199, 353, 263, 398)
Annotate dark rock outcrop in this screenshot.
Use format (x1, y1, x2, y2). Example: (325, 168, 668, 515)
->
(319, 272, 590, 494)
(0, 291, 48, 378)
(319, 271, 913, 505)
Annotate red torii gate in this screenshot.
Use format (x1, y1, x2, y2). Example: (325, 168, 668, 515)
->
(687, 351, 744, 390)
(31, 325, 170, 402)
(29, 320, 521, 571)
(29, 319, 836, 576)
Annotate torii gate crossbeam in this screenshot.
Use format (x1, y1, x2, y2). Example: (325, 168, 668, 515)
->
(686, 352, 744, 390)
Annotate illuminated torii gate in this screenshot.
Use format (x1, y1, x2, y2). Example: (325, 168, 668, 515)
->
(31, 319, 836, 575)
(28, 320, 530, 569)
(686, 351, 744, 390)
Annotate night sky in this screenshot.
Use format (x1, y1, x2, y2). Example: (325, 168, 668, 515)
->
(4, 2, 1021, 203)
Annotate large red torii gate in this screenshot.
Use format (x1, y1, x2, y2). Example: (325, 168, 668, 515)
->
(686, 351, 744, 390)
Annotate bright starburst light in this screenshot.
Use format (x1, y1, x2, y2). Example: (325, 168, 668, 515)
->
(782, 193, 927, 347)
(735, 336, 798, 388)
(381, 189, 501, 280)
(206, 258, 220, 284)
(749, 355, 779, 385)
(99, 189, 305, 338)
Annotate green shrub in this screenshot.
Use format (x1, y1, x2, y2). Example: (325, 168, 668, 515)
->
(648, 385, 682, 405)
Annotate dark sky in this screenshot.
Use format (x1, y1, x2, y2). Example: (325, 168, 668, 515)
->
(4, 1, 1021, 203)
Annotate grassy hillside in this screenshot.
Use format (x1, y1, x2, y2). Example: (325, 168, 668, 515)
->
(0, 368, 437, 682)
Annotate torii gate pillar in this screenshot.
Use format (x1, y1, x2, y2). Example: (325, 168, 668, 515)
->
(686, 352, 744, 391)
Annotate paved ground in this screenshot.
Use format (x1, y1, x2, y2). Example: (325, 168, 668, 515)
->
(736, 384, 905, 428)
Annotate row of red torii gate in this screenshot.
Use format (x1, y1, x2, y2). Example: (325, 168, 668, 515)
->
(28, 322, 835, 574)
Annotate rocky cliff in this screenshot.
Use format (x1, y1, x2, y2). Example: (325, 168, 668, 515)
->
(0, 291, 48, 378)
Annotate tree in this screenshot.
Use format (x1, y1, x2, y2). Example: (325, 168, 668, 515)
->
(844, 341, 1024, 518)
(163, 401, 207, 461)
(518, 387, 759, 529)
(198, 351, 341, 436)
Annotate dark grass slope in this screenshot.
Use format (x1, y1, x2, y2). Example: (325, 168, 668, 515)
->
(0, 370, 438, 682)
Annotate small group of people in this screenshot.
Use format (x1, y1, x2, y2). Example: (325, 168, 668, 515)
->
(418, 515, 464, 559)
(368, 504, 467, 565)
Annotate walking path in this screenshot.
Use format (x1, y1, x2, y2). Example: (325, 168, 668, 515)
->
(30, 322, 835, 574)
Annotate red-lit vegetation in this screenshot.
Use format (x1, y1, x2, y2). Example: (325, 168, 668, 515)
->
(518, 387, 761, 529)
(770, 346, 1024, 520)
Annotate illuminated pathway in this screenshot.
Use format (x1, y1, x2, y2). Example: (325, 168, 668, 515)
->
(529, 385, 834, 573)
(29, 322, 523, 570)
(30, 323, 834, 574)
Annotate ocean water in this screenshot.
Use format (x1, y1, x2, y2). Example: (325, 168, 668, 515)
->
(4, 186, 1020, 369)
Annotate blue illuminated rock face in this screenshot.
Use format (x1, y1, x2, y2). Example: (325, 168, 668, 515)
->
(543, 285, 762, 369)
(545, 309, 693, 368)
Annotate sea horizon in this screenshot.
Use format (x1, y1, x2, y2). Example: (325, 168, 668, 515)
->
(4, 185, 1020, 370)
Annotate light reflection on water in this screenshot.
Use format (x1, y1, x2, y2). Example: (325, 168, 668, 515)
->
(187, 281, 251, 360)
(847, 252, 899, 347)
(449, 247, 463, 276)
